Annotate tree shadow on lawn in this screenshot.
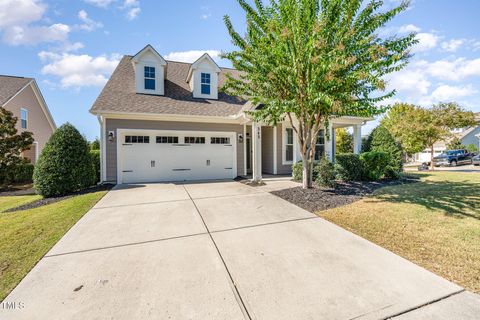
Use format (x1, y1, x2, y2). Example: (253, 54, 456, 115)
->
(371, 179, 480, 220)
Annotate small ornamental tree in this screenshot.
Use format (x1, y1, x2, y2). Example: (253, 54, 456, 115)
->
(365, 125, 403, 178)
(223, 0, 417, 188)
(34, 123, 95, 197)
(446, 137, 465, 150)
(335, 128, 353, 154)
(0, 107, 33, 185)
(383, 102, 476, 170)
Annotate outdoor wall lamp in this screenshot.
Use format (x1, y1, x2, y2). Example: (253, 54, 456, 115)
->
(238, 133, 244, 143)
(108, 131, 115, 142)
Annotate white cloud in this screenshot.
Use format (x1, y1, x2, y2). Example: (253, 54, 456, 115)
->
(0, 0, 45, 28)
(165, 50, 222, 63)
(83, 0, 116, 8)
(421, 58, 480, 81)
(398, 24, 420, 34)
(39, 51, 120, 88)
(126, 7, 141, 20)
(3, 23, 70, 45)
(430, 84, 477, 101)
(78, 10, 103, 31)
(387, 68, 431, 98)
(122, 0, 140, 20)
(0, 0, 71, 46)
(441, 39, 464, 52)
(413, 32, 439, 52)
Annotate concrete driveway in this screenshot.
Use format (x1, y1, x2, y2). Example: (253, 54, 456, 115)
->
(2, 181, 478, 319)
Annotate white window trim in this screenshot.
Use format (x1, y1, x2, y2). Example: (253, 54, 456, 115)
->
(144, 66, 156, 91)
(20, 108, 28, 129)
(282, 124, 294, 165)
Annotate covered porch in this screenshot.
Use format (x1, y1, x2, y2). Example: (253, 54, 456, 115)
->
(243, 117, 369, 181)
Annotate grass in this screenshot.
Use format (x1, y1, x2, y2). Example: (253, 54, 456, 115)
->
(318, 171, 480, 293)
(0, 195, 42, 213)
(0, 191, 107, 301)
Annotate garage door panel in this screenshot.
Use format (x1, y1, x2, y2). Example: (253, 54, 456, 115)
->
(119, 131, 235, 183)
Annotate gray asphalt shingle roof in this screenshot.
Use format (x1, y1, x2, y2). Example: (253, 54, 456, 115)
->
(90, 56, 246, 117)
(0, 75, 32, 107)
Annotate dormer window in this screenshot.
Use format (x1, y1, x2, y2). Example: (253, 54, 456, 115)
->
(144, 66, 155, 90)
(201, 73, 211, 95)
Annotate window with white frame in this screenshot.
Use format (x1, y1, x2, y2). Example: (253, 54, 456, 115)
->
(20, 108, 28, 129)
(314, 129, 325, 160)
(285, 128, 294, 163)
(144, 66, 155, 90)
(201, 73, 211, 95)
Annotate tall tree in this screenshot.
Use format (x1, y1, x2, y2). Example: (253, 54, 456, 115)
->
(0, 107, 34, 184)
(335, 128, 353, 154)
(383, 102, 476, 169)
(223, 0, 417, 188)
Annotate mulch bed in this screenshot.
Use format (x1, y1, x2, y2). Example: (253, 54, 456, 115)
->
(271, 179, 417, 213)
(0, 184, 36, 196)
(3, 184, 114, 213)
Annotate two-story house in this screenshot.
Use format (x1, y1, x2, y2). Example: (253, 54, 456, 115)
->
(90, 45, 371, 184)
(0, 75, 56, 163)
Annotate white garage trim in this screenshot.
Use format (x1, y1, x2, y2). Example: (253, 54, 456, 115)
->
(116, 128, 237, 184)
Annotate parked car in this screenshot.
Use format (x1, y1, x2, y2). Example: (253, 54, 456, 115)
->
(433, 149, 474, 167)
(473, 154, 480, 166)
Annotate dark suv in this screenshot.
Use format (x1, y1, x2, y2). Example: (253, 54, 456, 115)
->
(433, 149, 474, 167)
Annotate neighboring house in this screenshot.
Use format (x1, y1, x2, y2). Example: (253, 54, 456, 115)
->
(0, 75, 56, 164)
(413, 112, 480, 163)
(90, 45, 371, 184)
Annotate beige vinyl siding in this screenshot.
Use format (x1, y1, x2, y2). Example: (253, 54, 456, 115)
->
(276, 124, 293, 175)
(105, 119, 245, 182)
(3, 84, 54, 163)
(261, 126, 274, 174)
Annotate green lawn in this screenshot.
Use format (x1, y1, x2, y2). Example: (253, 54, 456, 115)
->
(0, 191, 107, 301)
(0, 195, 42, 213)
(319, 171, 480, 293)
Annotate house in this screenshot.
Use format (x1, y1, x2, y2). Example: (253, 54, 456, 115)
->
(90, 45, 371, 184)
(0, 75, 56, 164)
(413, 112, 480, 163)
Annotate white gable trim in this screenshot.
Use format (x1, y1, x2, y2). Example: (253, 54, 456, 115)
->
(132, 44, 167, 66)
(186, 53, 221, 82)
(3, 80, 56, 131)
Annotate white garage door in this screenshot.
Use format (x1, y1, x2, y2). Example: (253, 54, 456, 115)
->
(118, 130, 236, 183)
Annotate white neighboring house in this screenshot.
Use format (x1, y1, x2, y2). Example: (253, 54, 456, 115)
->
(412, 112, 480, 163)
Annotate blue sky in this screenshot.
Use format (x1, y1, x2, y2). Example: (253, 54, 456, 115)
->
(1, 0, 479, 140)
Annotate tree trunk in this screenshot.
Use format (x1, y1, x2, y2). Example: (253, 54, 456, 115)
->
(301, 154, 313, 189)
(430, 145, 435, 171)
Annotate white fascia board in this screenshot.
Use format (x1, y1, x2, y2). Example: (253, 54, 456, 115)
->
(91, 111, 243, 124)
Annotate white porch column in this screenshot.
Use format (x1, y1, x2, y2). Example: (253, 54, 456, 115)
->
(325, 123, 334, 162)
(353, 124, 362, 154)
(252, 121, 262, 182)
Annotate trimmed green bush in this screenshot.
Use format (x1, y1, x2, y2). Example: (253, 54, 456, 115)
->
(315, 158, 336, 188)
(0, 158, 34, 185)
(365, 125, 403, 179)
(360, 151, 390, 180)
(90, 150, 100, 184)
(292, 160, 320, 181)
(33, 123, 96, 197)
(334, 153, 364, 181)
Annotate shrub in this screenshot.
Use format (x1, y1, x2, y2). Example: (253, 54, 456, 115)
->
(360, 151, 391, 180)
(365, 125, 403, 179)
(90, 150, 101, 184)
(334, 153, 364, 181)
(315, 158, 336, 188)
(33, 123, 96, 197)
(292, 161, 320, 181)
(0, 158, 34, 185)
(466, 143, 479, 153)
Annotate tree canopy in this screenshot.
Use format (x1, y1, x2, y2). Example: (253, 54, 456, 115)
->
(335, 128, 353, 154)
(223, 0, 417, 187)
(0, 107, 33, 183)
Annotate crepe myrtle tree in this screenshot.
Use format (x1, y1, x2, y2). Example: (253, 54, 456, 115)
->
(222, 0, 417, 188)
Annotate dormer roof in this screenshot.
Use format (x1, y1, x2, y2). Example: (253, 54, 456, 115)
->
(186, 53, 221, 82)
(132, 44, 167, 66)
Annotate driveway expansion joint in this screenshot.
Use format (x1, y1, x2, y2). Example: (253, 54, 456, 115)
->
(182, 185, 252, 320)
(384, 289, 466, 319)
